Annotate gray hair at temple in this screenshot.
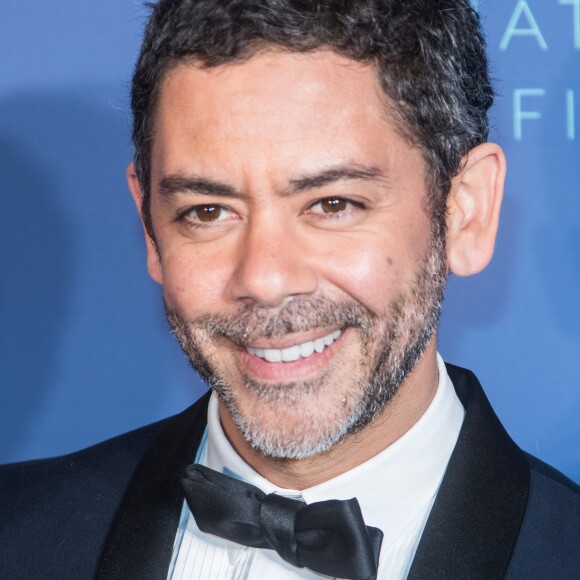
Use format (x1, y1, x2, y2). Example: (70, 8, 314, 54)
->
(131, 0, 493, 240)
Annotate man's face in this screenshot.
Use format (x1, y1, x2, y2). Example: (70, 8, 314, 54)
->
(144, 50, 447, 459)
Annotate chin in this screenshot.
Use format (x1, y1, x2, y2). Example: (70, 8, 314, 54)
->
(214, 373, 367, 460)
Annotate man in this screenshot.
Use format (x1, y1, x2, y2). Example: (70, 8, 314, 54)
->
(1, 0, 578, 578)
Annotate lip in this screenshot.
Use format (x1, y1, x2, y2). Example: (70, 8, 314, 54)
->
(235, 328, 348, 382)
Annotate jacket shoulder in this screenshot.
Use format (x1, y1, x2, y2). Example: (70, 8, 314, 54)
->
(0, 416, 171, 579)
(0, 416, 170, 497)
(445, 363, 580, 578)
(526, 453, 580, 494)
(506, 454, 580, 577)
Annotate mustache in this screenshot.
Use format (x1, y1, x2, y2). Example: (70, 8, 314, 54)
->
(164, 297, 377, 344)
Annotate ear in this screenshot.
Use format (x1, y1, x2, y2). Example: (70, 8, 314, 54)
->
(127, 162, 163, 284)
(446, 143, 506, 277)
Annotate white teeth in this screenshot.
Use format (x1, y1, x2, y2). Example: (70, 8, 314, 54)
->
(281, 345, 301, 362)
(263, 349, 282, 363)
(313, 338, 325, 353)
(246, 330, 342, 363)
(299, 341, 315, 358)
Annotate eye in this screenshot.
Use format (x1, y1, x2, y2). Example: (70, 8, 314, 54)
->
(308, 197, 363, 216)
(319, 198, 348, 213)
(175, 204, 235, 226)
(193, 205, 223, 222)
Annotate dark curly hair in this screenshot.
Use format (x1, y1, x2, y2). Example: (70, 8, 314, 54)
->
(131, 0, 493, 240)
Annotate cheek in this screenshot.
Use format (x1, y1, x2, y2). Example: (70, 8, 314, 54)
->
(319, 236, 403, 314)
(158, 246, 231, 315)
(317, 214, 432, 314)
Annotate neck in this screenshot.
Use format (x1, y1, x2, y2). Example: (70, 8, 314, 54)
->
(218, 339, 440, 490)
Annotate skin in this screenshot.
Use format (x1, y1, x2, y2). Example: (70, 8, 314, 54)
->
(129, 49, 506, 489)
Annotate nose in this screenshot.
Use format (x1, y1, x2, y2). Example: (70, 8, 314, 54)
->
(227, 216, 319, 307)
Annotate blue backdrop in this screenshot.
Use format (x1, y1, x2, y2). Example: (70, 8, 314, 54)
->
(1, 1, 579, 481)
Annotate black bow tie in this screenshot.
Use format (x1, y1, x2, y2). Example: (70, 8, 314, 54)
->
(181, 464, 383, 579)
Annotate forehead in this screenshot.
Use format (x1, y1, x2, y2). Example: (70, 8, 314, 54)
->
(151, 49, 423, 188)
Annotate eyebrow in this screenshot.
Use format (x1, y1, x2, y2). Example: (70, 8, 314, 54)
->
(158, 175, 242, 199)
(288, 164, 388, 193)
(157, 163, 388, 200)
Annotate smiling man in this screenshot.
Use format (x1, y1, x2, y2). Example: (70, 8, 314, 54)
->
(144, 50, 451, 476)
(1, 1, 579, 579)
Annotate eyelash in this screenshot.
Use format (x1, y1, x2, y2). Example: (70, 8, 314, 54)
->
(307, 197, 365, 216)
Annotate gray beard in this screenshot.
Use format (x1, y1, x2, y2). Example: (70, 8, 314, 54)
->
(165, 230, 447, 460)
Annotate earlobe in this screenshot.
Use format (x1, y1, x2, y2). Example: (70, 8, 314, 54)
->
(446, 143, 506, 277)
(126, 163, 164, 285)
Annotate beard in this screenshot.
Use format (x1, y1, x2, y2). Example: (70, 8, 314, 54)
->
(165, 229, 447, 460)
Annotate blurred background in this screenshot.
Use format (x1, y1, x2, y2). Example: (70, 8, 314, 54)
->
(1, 1, 579, 480)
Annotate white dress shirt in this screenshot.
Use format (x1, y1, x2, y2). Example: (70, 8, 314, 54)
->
(168, 354, 464, 580)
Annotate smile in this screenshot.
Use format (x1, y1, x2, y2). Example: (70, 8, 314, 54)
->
(245, 330, 342, 363)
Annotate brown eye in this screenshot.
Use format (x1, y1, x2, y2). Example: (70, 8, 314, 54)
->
(320, 198, 347, 213)
(195, 205, 221, 222)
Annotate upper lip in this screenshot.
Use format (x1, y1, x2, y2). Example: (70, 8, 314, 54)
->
(240, 328, 343, 350)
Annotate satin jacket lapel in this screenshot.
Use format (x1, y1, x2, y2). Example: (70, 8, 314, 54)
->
(408, 365, 530, 579)
(96, 391, 211, 580)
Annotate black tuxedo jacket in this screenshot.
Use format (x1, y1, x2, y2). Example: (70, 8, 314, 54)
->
(1, 365, 579, 579)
